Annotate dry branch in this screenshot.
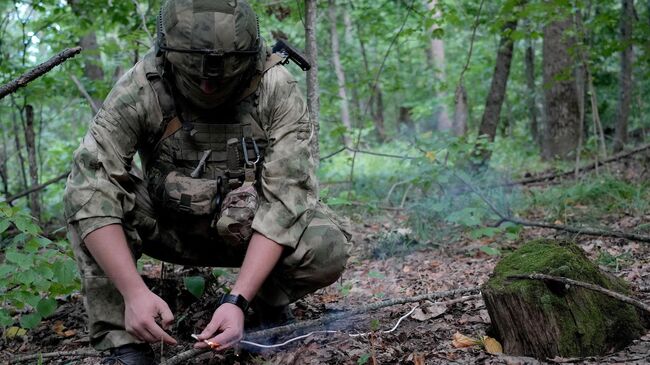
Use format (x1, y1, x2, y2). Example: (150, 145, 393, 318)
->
(163, 287, 480, 365)
(507, 143, 650, 187)
(0, 47, 82, 100)
(453, 171, 650, 243)
(507, 273, 650, 313)
(12, 350, 101, 363)
(3, 171, 69, 204)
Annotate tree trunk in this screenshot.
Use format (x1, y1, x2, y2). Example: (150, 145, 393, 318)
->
(328, 0, 352, 146)
(12, 110, 28, 190)
(24, 105, 40, 220)
(426, 0, 451, 132)
(398, 106, 416, 134)
(0, 126, 8, 199)
(542, 19, 581, 160)
(453, 84, 469, 136)
(524, 38, 539, 145)
(613, 0, 635, 152)
(483, 240, 644, 359)
(305, 0, 320, 164)
(373, 85, 386, 141)
(477, 19, 518, 144)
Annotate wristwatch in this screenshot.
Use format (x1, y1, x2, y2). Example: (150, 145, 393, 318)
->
(219, 293, 249, 312)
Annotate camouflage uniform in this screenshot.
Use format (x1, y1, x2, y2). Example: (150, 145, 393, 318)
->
(64, 46, 350, 350)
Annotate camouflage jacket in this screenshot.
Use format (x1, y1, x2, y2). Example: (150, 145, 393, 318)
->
(64, 50, 318, 248)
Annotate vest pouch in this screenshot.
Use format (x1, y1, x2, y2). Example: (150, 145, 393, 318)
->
(215, 185, 259, 246)
(163, 171, 220, 216)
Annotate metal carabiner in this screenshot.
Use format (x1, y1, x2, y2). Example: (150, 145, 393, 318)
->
(241, 137, 260, 167)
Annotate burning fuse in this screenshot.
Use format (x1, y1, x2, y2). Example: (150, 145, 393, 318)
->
(191, 334, 221, 349)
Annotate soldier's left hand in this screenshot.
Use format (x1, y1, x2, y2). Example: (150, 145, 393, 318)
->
(194, 303, 244, 350)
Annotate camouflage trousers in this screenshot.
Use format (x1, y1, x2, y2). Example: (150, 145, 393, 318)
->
(68, 181, 350, 351)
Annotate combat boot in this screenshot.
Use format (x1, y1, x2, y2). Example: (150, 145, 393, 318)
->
(101, 343, 157, 365)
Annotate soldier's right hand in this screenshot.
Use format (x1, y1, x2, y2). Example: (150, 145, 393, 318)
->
(124, 288, 177, 345)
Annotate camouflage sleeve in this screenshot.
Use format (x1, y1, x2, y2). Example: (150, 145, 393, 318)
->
(64, 65, 153, 240)
(252, 66, 318, 248)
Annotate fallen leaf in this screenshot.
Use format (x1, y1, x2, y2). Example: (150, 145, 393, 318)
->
(425, 303, 448, 318)
(53, 320, 66, 336)
(482, 336, 503, 354)
(62, 329, 77, 337)
(411, 308, 434, 322)
(412, 352, 425, 365)
(4, 326, 27, 339)
(452, 332, 479, 348)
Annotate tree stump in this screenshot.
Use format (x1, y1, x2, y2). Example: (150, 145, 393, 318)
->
(482, 239, 644, 359)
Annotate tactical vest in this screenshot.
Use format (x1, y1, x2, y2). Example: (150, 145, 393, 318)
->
(143, 52, 286, 242)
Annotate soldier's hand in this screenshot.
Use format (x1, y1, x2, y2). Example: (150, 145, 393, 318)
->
(194, 303, 244, 350)
(124, 288, 177, 345)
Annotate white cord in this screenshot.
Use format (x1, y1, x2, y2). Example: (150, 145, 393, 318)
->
(240, 305, 419, 349)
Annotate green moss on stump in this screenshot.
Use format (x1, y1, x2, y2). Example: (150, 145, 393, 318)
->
(482, 239, 644, 358)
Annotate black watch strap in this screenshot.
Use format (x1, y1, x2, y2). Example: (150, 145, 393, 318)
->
(219, 293, 249, 312)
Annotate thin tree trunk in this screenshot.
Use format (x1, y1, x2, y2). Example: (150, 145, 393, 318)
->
(476, 17, 519, 162)
(24, 105, 40, 219)
(12, 109, 28, 190)
(305, 0, 320, 163)
(542, 18, 581, 160)
(328, 0, 352, 146)
(374, 85, 386, 141)
(0, 125, 9, 199)
(524, 37, 539, 145)
(613, 0, 635, 152)
(453, 84, 469, 136)
(426, 0, 451, 132)
(398, 106, 415, 134)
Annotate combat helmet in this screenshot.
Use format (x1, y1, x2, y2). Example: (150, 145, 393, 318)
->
(156, 0, 263, 108)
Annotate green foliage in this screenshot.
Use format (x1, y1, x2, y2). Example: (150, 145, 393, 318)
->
(183, 276, 206, 299)
(0, 203, 80, 329)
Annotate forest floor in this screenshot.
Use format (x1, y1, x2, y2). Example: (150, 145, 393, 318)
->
(2, 164, 650, 364)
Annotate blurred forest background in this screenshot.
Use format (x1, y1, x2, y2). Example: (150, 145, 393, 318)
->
(1, 0, 650, 341)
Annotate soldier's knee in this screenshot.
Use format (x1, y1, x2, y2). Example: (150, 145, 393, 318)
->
(291, 222, 349, 287)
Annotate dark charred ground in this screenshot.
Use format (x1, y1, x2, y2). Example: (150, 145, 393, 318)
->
(2, 165, 650, 365)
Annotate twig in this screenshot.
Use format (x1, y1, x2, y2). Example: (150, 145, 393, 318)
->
(3, 171, 69, 204)
(453, 171, 650, 243)
(455, 0, 486, 89)
(385, 180, 411, 204)
(0, 47, 82, 100)
(12, 350, 102, 363)
(70, 75, 100, 114)
(162, 287, 479, 365)
(131, 0, 154, 45)
(507, 273, 650, 313)
(399, 184, 412, 209)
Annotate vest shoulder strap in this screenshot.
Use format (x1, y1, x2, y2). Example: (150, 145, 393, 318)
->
(236, 53, 286, 102)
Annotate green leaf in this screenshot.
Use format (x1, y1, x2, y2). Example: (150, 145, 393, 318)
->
(19, 313, 41, 329)
(36, 298, 57, 318)
(211, 269, 230, 278)
(183, 276, 205, 299)
(52, 260, 77, 285)
(370, 318, 380, 331)
(0, 309, 13, 327)
(368, 270, 385, 279)
(480, 246, 501, 256)
(15, 270, 38, 285)
(6, 251, 34, 267)
(358, 353, 371, 365)
(0, 219, 10, 234)
(12, 216, 40, 235)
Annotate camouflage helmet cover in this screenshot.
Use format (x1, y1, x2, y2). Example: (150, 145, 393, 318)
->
(159, 0, 261, 79)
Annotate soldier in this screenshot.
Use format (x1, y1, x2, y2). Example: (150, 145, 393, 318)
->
(63, 0, 350, 363)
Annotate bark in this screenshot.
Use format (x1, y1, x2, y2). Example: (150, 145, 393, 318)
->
(453, 84, 469, 136)
(542, 19, 580, 160)
(0, 47, 82, 100)
(304, 0, 320, 163)
(328, 0, 352, 146)
(477, 19, 518, 144)
(613, 0, 635, 152)
(23, 105, 40, 220)
(524, 39, 539, 145)
(0, 126, 8, 199)
(426, 0, 451, 132)
(356, 26, 386, 139)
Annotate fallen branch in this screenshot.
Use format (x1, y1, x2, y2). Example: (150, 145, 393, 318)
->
(163, 287, 480, 365)
(3, 171, 69, 204)
(0, 47, 82, 100)
(507, 143, 650, 187)
(453, 172, 650, 243)
(12, 350, 101, 363)
(507, 273, 650, 313)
